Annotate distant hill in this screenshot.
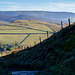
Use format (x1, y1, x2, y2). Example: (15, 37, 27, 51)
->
(0, 11, 75, 24)
(11, 15, 59, 24)
(0, 14, 59, 24)
(1, 23, 75, 75)
(0, 15, 13, 22)
(0, 20, 9, 25)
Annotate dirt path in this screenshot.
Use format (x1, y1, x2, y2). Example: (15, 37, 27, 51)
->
(12, 71, 38, 75)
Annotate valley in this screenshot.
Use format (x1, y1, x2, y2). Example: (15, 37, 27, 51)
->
(0, 20, 61, 57)
(0, 23, 74, 75)
(0, 20, 57, 46)
(0, 1, 75, 74)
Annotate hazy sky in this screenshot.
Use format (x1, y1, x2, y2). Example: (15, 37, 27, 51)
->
(0, 0, 75, 13)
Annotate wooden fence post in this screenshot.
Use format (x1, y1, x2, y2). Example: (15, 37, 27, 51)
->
(1, 51, 2, 57)
(30, 45, 31, 48)
(27, 45, 29, 49)
(13, 43, 15, 51)
(15, 46, 16, 51)
(47, 31, 48, 38)
(54, 31, 56, 40)
(61, 21, 63, 30)
(0, 41, 3, 57)
(23, 46, 24, 50)
(4, 46, 6, 54)
(68, 18, 70, 27)
(34, 41, 36, 45)
(39, 37, 41, 43)
(18, 46, 19, 51)
(0, 50, 2, 57)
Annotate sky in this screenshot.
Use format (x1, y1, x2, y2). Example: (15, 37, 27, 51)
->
(0, 0, 75, 13)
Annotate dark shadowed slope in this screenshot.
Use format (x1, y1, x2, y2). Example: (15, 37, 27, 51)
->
(0, 24, 75, 75)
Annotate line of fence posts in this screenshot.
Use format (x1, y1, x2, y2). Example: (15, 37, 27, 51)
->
(18, 19, 71, 52)
(5, 18, 71, 55)
(32, 18, 71, 47)
(33, 31, 49, 46)
(53, 18, 71, 41)
(61, 18, 71, 29)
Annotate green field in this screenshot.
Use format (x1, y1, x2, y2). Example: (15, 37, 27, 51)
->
(0, 30, 47, 33)
(0, 20, 59, 46)
(21, 34, 52, 46)
(0, 34, 27, 43)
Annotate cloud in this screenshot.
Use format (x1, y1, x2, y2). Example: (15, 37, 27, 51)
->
(0, 1, 75, 13)
(48, 2, 75, 12)
(7, 6, 20, 11)
(33, 2, 75, 12)
(0, 2, 19, 4)
(49, 2, 75, 8)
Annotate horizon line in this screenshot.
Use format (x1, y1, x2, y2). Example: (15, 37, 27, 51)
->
(0, 10, 75, 13)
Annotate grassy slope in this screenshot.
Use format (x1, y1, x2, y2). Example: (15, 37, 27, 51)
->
(0, 34, 28, 44)
(1, 24, 75, 75)
(21, 34, 52, 46)
(12, 20, 60, 31)
(0, 30, 46, 33)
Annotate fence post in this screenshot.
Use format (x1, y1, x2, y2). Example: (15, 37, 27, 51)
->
(0, 41, 3, 57)
(39, 37, 41, 43)
(68, 18, 70, 27)
(18, 46, 20, 50)
(0, 50, 2, 57)
(27, 45, 28, 48)
(23, 46, 24, 50)
(61, 21, 63, 30)
(15, 46, 16, 51)
(34, 41, 36, 45)
(30, 45, 31, 48)
(4, 46, 7, 54)
(13, 43, 15, 51)
(47, 31, 48, 38)
(54, 31, 56, 40)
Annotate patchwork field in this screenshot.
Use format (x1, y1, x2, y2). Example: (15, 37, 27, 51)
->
(0, 20, 60, 47)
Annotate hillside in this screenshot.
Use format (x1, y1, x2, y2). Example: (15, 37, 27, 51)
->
(11, 15, 58, 24)
(0, 23, 75, 75)
(0, 14, 59, 24)
(0, 11, 75, 23)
